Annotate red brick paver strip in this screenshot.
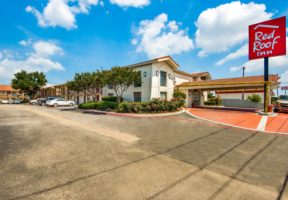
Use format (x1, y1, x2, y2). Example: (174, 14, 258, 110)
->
(187, 108, 262, 130)
(265, 113, 288, 133)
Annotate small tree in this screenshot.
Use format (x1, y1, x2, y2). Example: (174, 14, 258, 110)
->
(88, 71, 106, 101)
(173, 90, 187, 100)
(67, 71, 106, 103)
(208, 92, 214, 99)
(247, 94, 262, 103)
(12, 70, 47, 99)
(103, 66, 141, 102)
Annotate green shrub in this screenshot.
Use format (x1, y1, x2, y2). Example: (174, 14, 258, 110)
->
(79, 101, 118, 111)
(117, 99, 181, 113)
(102, 96, 123, 102)
(204, 101, 216, 106)
(96, 101, 118, 111)
(78, 101, 97, 109)
(173, 90, 187, 99)
(204, 97, 222, 106)
(247, 94, 262, 103)
(117, 102, 131, 113)
(271, 97, 278, 104)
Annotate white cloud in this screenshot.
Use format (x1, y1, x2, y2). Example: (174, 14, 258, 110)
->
(131, 38, 138, 45)
(0, 41, 65, 83)
(33, 41, 64, 58)
(19, 40, 30, 46)
(26, 0, 99, 30)
(99, 1, 105, 7)
(230, 38, 288, 73)
(195, 1, 272, 57)
(132, 13, 194, 58)
(229, 54, 288, 73)
(0, 52, 3, 60)
(280, 71, 288, 83)
(216, 44, 248, 66)
(110, 0, 150, 8)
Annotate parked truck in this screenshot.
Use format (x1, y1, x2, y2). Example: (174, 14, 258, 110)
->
(274, 95, 288, 112)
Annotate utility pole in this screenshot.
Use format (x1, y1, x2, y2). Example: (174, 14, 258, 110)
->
(242, 66, 246, 100)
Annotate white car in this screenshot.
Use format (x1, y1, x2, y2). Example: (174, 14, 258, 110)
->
(46, 98, 75, 107)
(30, 99, 38, 105)
(1, 99, 9, 104)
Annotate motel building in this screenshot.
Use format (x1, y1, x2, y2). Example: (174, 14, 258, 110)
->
(40, 56, 280, 108)
(0, 85, 25, 102)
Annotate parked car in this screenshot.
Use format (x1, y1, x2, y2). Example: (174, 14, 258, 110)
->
(0, 99, 9, 104)
(30, 99, 38, 105)
(37, 96, 57, 106)
(12, 99, 22, 104)
(46, 98, 75, 107)
(274, 95, 288, 112)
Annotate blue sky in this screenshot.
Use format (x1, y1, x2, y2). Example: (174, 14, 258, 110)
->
(0, 0, 287, 88)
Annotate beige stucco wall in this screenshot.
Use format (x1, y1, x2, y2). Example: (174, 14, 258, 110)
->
(218, 92, 264, 103)
(102, 61, 194, 102)
(102, 64, 153, 102)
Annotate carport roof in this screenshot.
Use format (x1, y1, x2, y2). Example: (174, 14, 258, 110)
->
(177, 74, 280, 90)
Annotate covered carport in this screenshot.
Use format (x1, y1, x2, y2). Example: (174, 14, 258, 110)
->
(177, 75, 280, 108)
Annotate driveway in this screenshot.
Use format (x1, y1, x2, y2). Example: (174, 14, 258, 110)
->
(0, 105, 287, 200)
(187, 108, 288, 134)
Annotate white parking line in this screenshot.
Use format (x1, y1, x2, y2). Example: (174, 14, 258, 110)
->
(257, 116, 268, 131)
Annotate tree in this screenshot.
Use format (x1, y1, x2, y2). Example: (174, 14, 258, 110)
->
(87, 71, 106, 101)
(12, 70, 47, 99)
(103, 66, 141, 102)
(247, 94, 262, 103)
(67, 71, 106, 103)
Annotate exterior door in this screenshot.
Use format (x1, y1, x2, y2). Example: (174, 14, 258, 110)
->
(192, 90, 201, 107)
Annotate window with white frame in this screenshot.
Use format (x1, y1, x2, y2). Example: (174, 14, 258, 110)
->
(160, 71, 167, 86)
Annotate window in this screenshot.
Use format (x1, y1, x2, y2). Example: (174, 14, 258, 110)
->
(134, 71, 142, 87)
(134, 92, 141, 102)
(160, 71, 167, 86)
(108, 93, 114, 97)
(108, 84, 113, 89)
(160, 92, 167, 100)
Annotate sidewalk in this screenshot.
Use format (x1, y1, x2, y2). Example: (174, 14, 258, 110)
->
(187, 108, 288, 135)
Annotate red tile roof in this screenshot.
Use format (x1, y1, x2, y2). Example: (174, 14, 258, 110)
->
(0, 85, 16, 91)
(178, 74, 279, 87)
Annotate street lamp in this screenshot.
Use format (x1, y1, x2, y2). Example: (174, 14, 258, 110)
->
(242, 66, 246, 100)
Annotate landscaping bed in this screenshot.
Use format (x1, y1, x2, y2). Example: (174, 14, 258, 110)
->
(78, 98, 184, 113)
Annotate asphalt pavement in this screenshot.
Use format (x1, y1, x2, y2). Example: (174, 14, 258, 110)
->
(0, 105, 287, 200)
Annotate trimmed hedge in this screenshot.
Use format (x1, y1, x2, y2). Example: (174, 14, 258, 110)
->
(78, 101, 118, 111)
(117, 99, 182, 113)
(101, 96, 123, 102)
(79, 99, 183, 113)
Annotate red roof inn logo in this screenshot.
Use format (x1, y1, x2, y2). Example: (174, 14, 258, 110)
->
(249, 16, 286, 60)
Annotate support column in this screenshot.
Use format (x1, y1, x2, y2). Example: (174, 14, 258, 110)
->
(264, 57, 269, 113)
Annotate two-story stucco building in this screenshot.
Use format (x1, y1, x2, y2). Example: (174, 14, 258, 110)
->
(40, 56, 211, 105)
(102, 56, 211, 102)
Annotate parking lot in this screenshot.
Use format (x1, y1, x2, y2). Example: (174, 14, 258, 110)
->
(0, 105, 288, 200)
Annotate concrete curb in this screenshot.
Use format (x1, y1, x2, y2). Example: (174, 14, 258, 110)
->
(78, 108, 185, 117)
(185, 109, 288, 136)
